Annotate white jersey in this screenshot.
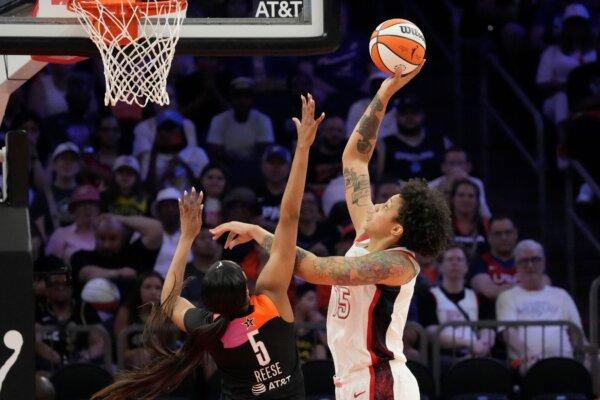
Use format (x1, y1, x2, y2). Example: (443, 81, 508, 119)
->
(326, 237, 420, 399)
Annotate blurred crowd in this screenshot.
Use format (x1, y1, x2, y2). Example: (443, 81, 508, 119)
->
(0, 1, 598, 398)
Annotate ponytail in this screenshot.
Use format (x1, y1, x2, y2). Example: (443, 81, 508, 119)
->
(92, 285, 227, 400)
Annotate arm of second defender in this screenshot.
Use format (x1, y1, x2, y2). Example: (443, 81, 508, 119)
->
(211, 222, 417, 286)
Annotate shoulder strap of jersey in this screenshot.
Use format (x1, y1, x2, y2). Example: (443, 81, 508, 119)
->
(249, 295, 280, 329)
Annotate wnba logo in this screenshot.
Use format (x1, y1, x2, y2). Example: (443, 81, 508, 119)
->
(251, 383, 267, 396)
(0, 330, 24, 393)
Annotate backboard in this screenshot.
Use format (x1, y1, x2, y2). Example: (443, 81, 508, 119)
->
(0, 0, 340, 56)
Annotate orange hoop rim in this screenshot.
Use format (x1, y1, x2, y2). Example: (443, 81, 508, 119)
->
(68, 0, 187, 17)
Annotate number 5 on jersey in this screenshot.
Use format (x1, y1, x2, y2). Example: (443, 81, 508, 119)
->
(332, 286, 351, 319)
(248, 330, 271, 366)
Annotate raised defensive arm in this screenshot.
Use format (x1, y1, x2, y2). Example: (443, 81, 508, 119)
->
(254, 94, 323, 297)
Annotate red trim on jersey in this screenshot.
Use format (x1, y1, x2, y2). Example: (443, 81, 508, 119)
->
(367, 286, 382, 399)
(355, 233, 370, 244)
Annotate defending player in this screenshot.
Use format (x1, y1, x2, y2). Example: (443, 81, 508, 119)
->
(212, 62, 452, 399)
(92, 95, 324, 400)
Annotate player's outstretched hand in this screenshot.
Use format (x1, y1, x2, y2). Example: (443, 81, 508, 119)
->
(210, 221, 258, 250)
(380, 59, 426, 99)
(179, 187, 203, 240)
(292, 93, 325, 149)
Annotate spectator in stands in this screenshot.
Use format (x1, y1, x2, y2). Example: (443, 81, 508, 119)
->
(221, 187, 260, 225)
(46, 185, 100, 263)
(206, 77, 274, 171)
(536, 3, 597, 124)
(70, 214, 162, 295)
(10, 112, 46, 194)
(113, 271, 165, 369)
(564, 42, 600, 204)
(35, 375, 55, 400)
(143, 110, 209, 187)
(101, 156, 148, 216)
(313, 3, 367, 110)
(497, 239, 584, 373)
(346, 71, 396, 139)
(175, 57, 230, 136)
(266, 70, 323, 146)
(152, 187, 190, 277)
(321, 173, 345, 220)
(308, 115, 345, 186)
(450, 179, 489, 259)
(80, 113, 122, 188)
(133, 88, 199, 179)
(294, 284, 327, 363)
(419, 246, 495, 363)
(31, 142, 81, 240)
(298, 190, 339, 256)
(375, 179, 401, 204)
(41, 73, 96, 150)
(379, 95, 449, 181)
(182, 227, 223, 305)
(28, 64, 71, 120)
(470, 216, 519, 303)
(416, 253, 439, 287)
(254, 145, 291, 228)
(429, 146, 491, 218)
(199, 163, 228, 227)
(334, 224, 356, 256)
(35, 263, 106, 372)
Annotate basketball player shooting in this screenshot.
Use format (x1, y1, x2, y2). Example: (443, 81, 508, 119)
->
(211, 61, 452, 399)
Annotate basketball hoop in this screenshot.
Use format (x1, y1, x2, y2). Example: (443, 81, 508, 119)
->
(68, 0, 187, 107)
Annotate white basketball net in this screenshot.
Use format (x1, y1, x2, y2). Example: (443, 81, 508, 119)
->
(69, 0, 187, 107)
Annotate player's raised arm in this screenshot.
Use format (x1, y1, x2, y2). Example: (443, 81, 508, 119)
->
(251, 94, 323, 319)
(343, 62, 425, 234)
(160, 188, 203, 332)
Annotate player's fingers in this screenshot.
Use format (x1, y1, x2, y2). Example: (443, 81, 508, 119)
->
(225, 231, 236, 249)
(292, 117, 301, 130)
(209, 223, 229, 240)
(307, 93, 315, 119)
(404, 59, 426, 79)
(300, 95, 307, 117)
(315, 112, 326, 125)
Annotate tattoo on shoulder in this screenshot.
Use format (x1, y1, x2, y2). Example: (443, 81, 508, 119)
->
(312, 250, 415, 285)
(343, 167, 371, 206)
(356, 94, 383, 154)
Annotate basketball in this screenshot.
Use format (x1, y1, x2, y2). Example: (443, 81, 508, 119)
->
(369, 19, 426, 75)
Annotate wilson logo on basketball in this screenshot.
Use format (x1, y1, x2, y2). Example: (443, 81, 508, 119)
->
(397, 25, 426, 42)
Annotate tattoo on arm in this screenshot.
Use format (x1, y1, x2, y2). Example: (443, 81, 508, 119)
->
(260, 233, 310, 270)
(294, 247, 309, 269)
(343, 167, 371, 206)
(262, 235, 273, 253)
(312, 251, 416, 285)
(355, 94, 384, 154)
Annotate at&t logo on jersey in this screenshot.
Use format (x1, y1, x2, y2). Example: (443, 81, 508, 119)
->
(252, 361, 292, 396)
(251, 383, 267, 396)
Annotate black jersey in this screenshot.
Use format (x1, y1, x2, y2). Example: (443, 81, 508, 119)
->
(184, 295, 305, 399)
